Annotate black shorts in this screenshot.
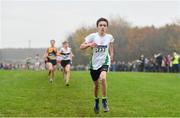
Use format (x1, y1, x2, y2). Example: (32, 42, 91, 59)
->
(90, 65, 109, 81)
(47, 59, 57, 66)
(61, 60, 71, 68)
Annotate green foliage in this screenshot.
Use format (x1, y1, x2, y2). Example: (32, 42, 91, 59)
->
(0, 70, 180, 117)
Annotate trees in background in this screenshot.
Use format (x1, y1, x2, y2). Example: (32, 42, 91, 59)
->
(68, 17, 180, 65)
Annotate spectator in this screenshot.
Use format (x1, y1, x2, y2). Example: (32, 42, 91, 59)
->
(34, 54, 41, 71)
(154, 53, 163, 72)
(139, 54, 145, 72)
(172, 52, 180, 72)
(110, 61, 117, 71)
(0, 63, 3, 69)
(164, 55, 171, 72)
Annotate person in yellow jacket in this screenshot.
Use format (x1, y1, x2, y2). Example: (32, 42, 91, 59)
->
(172, 52, 180, 72)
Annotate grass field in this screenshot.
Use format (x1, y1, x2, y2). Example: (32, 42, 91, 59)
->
(0, 70, 180, 117)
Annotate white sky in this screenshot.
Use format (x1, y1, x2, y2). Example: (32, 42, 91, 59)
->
(0, 0, 180, 48)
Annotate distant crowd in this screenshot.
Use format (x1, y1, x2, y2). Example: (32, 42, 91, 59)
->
(109, 52, 180, 73)
(0, 52, 180, 73)
(74, 52, 180, 73)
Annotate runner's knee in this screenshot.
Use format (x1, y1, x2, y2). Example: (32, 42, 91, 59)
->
(100, 71, 106, 80)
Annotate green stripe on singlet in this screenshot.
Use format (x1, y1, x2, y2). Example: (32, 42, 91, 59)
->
(103, 55, 109, 65)
(89, 49, 93, 69)
(89, 60, 93, 69)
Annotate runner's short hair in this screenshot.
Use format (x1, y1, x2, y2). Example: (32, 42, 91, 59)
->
(62, 40, 68, 44)
(96, 17, 108, 27)
(50, 39, 55, 42)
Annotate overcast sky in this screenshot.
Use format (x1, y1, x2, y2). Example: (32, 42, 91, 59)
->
(0, 0, 180, 48)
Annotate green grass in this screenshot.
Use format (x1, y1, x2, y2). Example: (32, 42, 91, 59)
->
(0, 70, 180, 117)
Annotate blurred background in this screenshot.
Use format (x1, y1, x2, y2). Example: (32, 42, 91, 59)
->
(0, 0, 180, 72)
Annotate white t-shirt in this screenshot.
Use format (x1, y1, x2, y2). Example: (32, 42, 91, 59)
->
(85, 32, 114, 70)
(59, 47, 72, 61)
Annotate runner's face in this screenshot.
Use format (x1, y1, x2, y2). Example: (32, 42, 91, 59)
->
(63, 43, 68, 48)
(50, 40, 55, 47)
(97, 21, 108, 35)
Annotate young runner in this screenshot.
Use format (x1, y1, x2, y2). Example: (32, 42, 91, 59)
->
(60, 41, 74, 86)
(44, 39, 57, 83)
(80, 18, 114, 113)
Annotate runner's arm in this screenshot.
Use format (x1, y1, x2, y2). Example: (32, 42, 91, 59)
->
(80, 42, 96, 50)
(43, 49, 48, 61)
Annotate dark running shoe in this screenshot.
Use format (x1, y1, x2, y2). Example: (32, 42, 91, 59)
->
(94, 98, 99, 114)
(102, 99, 109, 112)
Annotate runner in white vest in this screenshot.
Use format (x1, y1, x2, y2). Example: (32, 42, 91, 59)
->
(59, 41, 73, 86)
(85, 32, 114, 70)
(80, 17, 114, 113)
